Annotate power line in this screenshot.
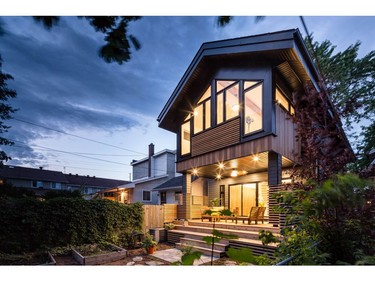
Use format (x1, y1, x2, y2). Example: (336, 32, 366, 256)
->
(10, 140, 131, 166)
(10, 141, 168, 173)
(12, 117, 147, 156)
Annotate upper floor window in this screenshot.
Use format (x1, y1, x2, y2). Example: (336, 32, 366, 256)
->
(181, 120, 191, 155)
(276, 87, 295, 115)
(193, 86, 211, 134)
(216, 80, 239, 125)
(244, 81, 263, 135)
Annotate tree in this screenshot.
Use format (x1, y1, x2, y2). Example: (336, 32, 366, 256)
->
(33, 16, 142, 65)
(305, 37, 375, 172)
(0, 54, 17, 165)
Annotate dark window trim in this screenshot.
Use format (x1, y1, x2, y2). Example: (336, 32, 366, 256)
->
(242, 80, 264, 137)
(216, 81, 240, 126)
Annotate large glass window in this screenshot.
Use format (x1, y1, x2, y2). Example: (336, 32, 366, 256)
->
(181, 121, 191, 155)
(244, 82, 263, 135)
(216, 80, 239, 124)
(193, 86, 211, 134)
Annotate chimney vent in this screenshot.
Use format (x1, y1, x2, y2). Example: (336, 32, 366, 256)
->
(148, 143, 155, 177)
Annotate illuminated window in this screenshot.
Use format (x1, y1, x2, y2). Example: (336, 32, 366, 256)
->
(216, 80, 239, 124)
(276, 87, 295, 115)
(244, 82, 263, 135)
(193, 86, 211, 134)
(181, 121, 190, 155)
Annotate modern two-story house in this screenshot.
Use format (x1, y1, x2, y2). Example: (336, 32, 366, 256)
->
(157, 29, 352, 223)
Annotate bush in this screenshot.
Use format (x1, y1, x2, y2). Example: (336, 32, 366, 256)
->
(0, 197, 144, 254)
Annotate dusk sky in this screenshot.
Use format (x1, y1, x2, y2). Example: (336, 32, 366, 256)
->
(0, 5, 374, 181)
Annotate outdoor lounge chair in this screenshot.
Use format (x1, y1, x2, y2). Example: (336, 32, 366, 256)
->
(234, 206, 266, 225)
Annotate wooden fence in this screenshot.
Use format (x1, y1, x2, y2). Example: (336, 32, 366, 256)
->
(142, 204, 178, 232)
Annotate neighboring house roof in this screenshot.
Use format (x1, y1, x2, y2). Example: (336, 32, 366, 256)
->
(0, 165, 69, 183)
(119, 174, 169, 189)
(0, 165, 129, 188)
(153, 176, 183, 191)
(65, 174, 128, 188)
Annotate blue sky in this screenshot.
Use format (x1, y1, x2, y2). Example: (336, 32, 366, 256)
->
(0, 5, 374, 181)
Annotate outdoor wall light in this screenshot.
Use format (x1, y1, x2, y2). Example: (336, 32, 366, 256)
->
(192, 168, 198, 175)
(230, 169, 238, 177)
(215, 174, 222, 180)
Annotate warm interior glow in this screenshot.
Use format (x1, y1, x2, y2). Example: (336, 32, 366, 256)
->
(232, 104, 239, 112)
(193, 109, 199, 116)
(242, 170, 248, 175)
(230, 169, 238, 177)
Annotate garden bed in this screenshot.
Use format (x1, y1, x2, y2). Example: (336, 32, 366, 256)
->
(0, 251, 56, 265)
(71, 243, 127, 265)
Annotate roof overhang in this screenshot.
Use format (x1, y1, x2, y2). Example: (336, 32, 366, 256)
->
(157, 28, 321, 133)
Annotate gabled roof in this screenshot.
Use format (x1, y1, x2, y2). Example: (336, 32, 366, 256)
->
(157, 28, 321, 133)
(0, 165, 129, 188)
(0, 165, 69, 183)
(153, 176, 183, 191)
(65, 174, 129, 188)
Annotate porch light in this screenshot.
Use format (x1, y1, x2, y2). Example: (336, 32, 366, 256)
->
(230, 169, 238, 177)
(193, 109, 199, 116)
(192, 168, 198, 175)
(253, 155, 260, 162)
(215, 174, 222, 180)
(218, 162, 225, 169)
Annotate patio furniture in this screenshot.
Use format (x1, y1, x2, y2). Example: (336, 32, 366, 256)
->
(234, 206, 266, 224)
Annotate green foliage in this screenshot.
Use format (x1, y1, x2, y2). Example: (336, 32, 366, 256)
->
(203, 209, 213, 215)
(210, 197, 220, 207)
(142, 233, 157, 249)
(220, 209, 232, 216)
(0, 197, 144, 254)
(0, 183, 36, 198)
(272, 173, 375, 265)
(0, 55, 17, 164)
(33, 16, 142, 65)
(258, 230, 279, 245)
(42, 189, 82, 200)
(172, 246, 202, 265)
(164, 222, 175, 230)
(226, 247, 255, 264)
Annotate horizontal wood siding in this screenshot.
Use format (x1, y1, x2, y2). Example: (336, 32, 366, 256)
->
(272, 106, 300, 161)
(192, 118, 240, 157)
(177, 136, 273, 171)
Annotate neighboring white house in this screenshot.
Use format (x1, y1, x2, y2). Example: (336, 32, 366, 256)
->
(99, 143, 180, 205)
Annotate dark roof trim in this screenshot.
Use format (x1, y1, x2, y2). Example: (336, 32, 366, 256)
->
(157, 28, 321, 130)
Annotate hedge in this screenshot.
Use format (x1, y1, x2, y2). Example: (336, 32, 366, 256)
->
(0, 197, 144, 254)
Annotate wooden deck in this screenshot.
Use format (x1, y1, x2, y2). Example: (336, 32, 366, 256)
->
(167, 219, 279, 258)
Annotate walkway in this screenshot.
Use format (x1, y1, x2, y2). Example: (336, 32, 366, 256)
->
(152, 248, 219, 265)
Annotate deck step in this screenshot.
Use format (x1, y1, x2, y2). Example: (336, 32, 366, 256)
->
(176, 242, 225, 258)
(180, 237, 228, 252)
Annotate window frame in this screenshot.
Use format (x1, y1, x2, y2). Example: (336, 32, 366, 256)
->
(275, 86, 295, 116)
(142, 190, 151, 202)
(215, 80, 240, 126)
(243, 80, 264, 136)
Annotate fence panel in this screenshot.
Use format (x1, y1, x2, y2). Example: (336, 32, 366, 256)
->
(142, 204, 178, 232)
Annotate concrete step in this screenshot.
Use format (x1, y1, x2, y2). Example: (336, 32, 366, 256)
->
(180, 237, 228, 252)
(176, 242, 224, 258)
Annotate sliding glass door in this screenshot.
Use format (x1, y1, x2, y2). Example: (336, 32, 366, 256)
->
(229, 183, 256, 216)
